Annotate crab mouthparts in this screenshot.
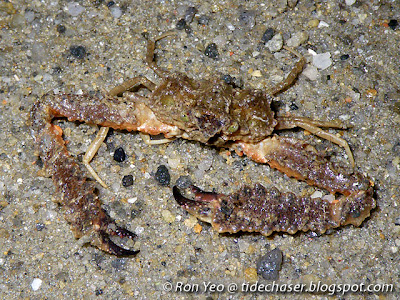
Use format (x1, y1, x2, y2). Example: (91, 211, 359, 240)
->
(173, 186, 219, 224)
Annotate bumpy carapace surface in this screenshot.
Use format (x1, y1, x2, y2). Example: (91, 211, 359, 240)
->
(30, 33, 375, 255)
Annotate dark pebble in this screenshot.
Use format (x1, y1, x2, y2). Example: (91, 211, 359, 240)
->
(261, 28, 274, 43)
(175, 175, 192, 189)
(70, 45, 86, 59)
(395, 216, 400, 226)
(52, 66, 62, 74)
(388, 19, 398, 30)
(222, 74, 234, 85)
(340, 54, 350, 60)
(113, 147, 126, 162)
(106, 1, 115, 7)
(204, 43, 219, 59)
(198, 15, 210, 25)
(290, 101, 299, 110)
(256, 248, 283, 280)
(95, 289, 103, 296)
(35, 157, 44, 168)
(35, 223, 45, 231)
(122, 175, 134, 187)
(176, 18, 187, 30)
(56, 24, 66, 34)
(155, 165, 170, 186)
(184, 6, 197, 24)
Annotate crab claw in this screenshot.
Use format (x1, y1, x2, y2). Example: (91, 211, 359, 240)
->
(173, 185, 218, 224)
(90, 210, 140, 256)
(98, 230, 139, 256)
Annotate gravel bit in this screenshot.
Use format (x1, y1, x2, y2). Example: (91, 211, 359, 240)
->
(69, 45, 86, 59)
(113, 147, 126, 162)
(388, 19, 398, 30)
(184, 7, 197, 23)
(56, 24, 66, 34)
(261, 28, 274, 43)
(204, 43, 219, 59)
(289, 101, 299, 110)
(122, 175, 134, 187)
(175, 19, 187, 30)
(198, 15, 210, 25)
(340, 54, 350, 60)
(256, 248, 283, 280)
(238, 8, 256, 29)
(395, 216, 400, 226)
(265, 33, 283, 52)
(155, 165, 170, 186)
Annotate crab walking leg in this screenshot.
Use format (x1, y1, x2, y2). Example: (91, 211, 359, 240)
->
(83, 126, 110, 188)
(233, 136, 372, 196)
(173, 183, 375, 236)
(275, 116, 355, 167)
(83, 76, 159, 187)
(108, 76, 157, 97)
(146, 32, 177, 78)
(268, 46, 306, 96)
(30, 93, 181, 255)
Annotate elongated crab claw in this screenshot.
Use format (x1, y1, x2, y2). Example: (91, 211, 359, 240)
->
(173, 184, 375, 236)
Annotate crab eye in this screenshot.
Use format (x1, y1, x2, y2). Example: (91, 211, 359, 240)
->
(181, 113, 189, 122)
(227, 122, 239, 133)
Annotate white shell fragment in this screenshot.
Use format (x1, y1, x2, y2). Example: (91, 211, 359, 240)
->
(312, 52, 332, 70)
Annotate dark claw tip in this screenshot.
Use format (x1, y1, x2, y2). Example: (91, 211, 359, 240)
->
(173, 185, 193, 206)
(100, 231, 139, 256)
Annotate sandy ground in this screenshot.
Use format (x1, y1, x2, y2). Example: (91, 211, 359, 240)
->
(0, 0, 399, 299)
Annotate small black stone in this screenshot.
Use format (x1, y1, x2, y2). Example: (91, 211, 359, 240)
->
(155, 165, 170, 186)
(340, 54, 350, 60)
(388, 19, 398, 30)
(256, 248, 283, 280)
(204, 43, 219, 59)
(106, 1, 115, 7)
(289, 102, 299, 110)
(36, 223, 45, 231)
(395, 216, 400, 226)
(113, 147, 126, 162)
(52, 66, 62, 74)
(222, 74, 234, 85)
(261, 28, 274, 43)
(70, 45, 86, 59)
(56, 24, 66, 34)
(122, 175, 134, 187)
(95, 289, 103, 296)
(176, 18, 187, 30)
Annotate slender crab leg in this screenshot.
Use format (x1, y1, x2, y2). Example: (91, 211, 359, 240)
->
(275, 116, 355, 167)
(233, 136, 371, 195)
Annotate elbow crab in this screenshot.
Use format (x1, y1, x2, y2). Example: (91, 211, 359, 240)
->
(30, 33, 375, 255)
